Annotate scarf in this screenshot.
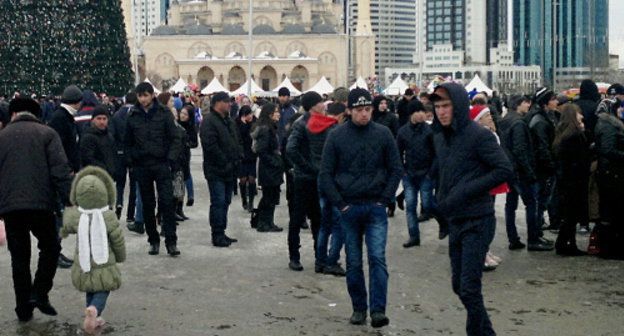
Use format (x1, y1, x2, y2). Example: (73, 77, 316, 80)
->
(77, 206, 109, 273)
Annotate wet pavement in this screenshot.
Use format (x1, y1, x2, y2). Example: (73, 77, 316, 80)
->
(1, 150, 623, 335)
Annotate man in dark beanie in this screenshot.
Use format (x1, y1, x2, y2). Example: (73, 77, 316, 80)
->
(80, 105, 118, 178)
(397, 88, 415, 126)
(277, 87, 297, 143)
(0, 97, 73, 321)
(285, 91, 325, 271)
(48, 84, 83, 269)
(429, 83, 512, 336)
(575, 79, 601, 143)
(125, 82, 183, 256)
(319, 88, 402, 328)
(529, 86, 559, 244)
(200, 91, 243, 247)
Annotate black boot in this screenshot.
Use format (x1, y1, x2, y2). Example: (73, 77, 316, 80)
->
(175, 202, 185, 221)
(240, 182, 248, 210)
(177, 201, 189, 220)
(248, 183, 257, 212)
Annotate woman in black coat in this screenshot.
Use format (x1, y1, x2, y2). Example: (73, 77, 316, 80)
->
(236, 105, 258, 212)
(552, 104, 590, 256)
(252, 103, 284, 232)
(178, 104, 199, 206)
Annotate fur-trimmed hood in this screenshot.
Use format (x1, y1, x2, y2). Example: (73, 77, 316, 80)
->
(70, 165, 116, 209)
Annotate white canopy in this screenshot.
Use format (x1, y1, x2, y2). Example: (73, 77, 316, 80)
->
(383, 76, 409, 96)
(144, 78, 161, 94)
(349, 76, 368, 90)
(465, 75, 492, 96)
(596, 82, 612, 90)
(231, 79, 266, 96)
(170, 77, 188, 93)
(271, 77, 302, 97)
(201, 77, 229, 95)
(306, 76, 334, 95)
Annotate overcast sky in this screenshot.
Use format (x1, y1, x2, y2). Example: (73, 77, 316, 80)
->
(610, 0, 624, 68)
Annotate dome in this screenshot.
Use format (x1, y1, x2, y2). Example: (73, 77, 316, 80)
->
(252, 24, 276, 35)
(311, 23, 336, 34)
(221, 24, 246, 35)
(185, 24, 213, 35)
(281, 24, 306, 34)
(151, 25, 178, 36)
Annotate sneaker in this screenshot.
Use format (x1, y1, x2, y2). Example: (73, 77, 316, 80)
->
(349, 311, 367, 325)
(402, 237, 420, 248)
(127, 222, 145, 234)
(148, 243, 160, 255)
(509, 240, 526, 250)
(487, 252, 502, 264)
(370, 312, 389, 328)
(212, 236, 231, 247)
(323, 264, 346, 276)
(289, 260, 304, 271)
(483, 262, 497, 272)
(315, 263, 325, 273)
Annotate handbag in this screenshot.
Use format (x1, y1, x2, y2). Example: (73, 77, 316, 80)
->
(172, 170, 186, 199)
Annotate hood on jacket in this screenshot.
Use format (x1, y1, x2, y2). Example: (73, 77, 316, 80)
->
(431, 82, 471, 132)
(579, 79, 600, 102)
(82, 90, 99, 108)
(307, 113, 338, 134)
(70, 166, 116, 209)
(372, 95, 388, 113)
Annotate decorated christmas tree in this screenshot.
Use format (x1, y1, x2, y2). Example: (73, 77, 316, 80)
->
(0, 0, 134, 96)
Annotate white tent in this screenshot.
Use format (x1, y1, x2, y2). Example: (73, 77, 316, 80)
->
(231, 79, 266, 96)
(170, 77, 188, 93)
(144, 78, 161, 94)
(349, 76, 368, 90)
(465, 75, 492, 96)
(271, 77, 302, 97)
(306, 76, 334, 95)
(201, 78, 229, 95)
(383, 76, 409, 96)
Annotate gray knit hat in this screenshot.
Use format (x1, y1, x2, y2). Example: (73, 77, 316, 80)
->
(62, 85, 83, 104)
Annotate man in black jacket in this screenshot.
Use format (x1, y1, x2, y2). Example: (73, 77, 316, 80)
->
(0, 98, 73, 322)
(396, 99, 434, 248)
(200, 92, 243, 247)
(285, 91, 325, 272)
(499, 95, 552, 251)
(111, 92, 138, 222)
(430, 83, 512, 336)
(575, 79, 601, 144)
(530, 87, 559, 234)
(396, 88, 415, 126)
(124, 82, 182, 256)
(319, 88, 402, 328)
(80, 105, 118, 177)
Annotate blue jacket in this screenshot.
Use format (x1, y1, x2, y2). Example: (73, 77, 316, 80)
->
(431, 83, 513, 221)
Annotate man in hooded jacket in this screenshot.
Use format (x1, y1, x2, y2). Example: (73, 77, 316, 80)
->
(575, 79, 602, 144)
(429, 83, 512, 336)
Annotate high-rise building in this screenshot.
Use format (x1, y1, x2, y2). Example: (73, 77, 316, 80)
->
(513, 0, 609, 88)
(347, 0, 416, 76)
(132, 0, 163, 37)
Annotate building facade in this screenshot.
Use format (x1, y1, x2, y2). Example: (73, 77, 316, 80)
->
(139, 0, 374, 91)
(347, 0, 416, 76)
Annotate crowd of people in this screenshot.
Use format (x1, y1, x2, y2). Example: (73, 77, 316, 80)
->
(1, 78, 623, 335)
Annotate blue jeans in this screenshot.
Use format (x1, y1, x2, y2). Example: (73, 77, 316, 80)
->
(535, 176, 555, 228)
(317, 197, 344, 267)
(505, 181, 539, 244)
(86, 291, 110, 316)
(185, 176, 194, 199)
(339, 203, 388, 314)
(420, 176, 437, 214)
(449, 216, 496, 336)
(135, 182, 144, 223)
(207, 179, 234, 238)
(403, 175, 423, 239)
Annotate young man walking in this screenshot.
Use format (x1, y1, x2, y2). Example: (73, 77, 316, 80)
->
(429, 83, 512, 336)
(319, 88, 402, 328)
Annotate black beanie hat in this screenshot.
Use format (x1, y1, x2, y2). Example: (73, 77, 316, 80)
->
(534, 87, 554, 107)
(348, 88, 372, 108)
(91, 105, 110, 119)
(9, 97, 42, 118)
(301, 91, 323, 112)
(278, 87, 290, 97)
(62, 85, 83, 104)
(407, 99, 425, 114)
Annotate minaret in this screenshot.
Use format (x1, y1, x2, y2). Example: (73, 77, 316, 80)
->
(352, 0, 375, 78)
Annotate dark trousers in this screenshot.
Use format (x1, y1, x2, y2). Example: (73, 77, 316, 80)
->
(3, 210, 61, 314)
(288, 178, 321, 262)
(207, 179, 235, 239)
(258, 185, 280, 226)
(116, 159, 137, 219)
(135, 163, 177, 245)
(505, 181, 539, 244)
(449, 216, 496, 336)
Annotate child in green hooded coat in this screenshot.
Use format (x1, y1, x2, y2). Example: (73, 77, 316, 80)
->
(61, 166, 126, 334)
